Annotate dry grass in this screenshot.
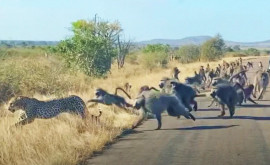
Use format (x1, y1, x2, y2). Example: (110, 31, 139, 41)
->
(0, 49, 259, 165)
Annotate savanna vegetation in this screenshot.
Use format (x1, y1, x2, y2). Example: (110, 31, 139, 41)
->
(0, 15, 268, 165)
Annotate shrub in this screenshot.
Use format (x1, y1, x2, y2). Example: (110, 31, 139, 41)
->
(176, 45, 200, 63)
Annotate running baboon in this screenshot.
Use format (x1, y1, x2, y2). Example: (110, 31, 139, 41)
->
(159, 78, 205, 111)
(209, 84, 238, 117)
(123, 82, 132, 93)
(171, 67, 180, 80)
(87, 88, 133, 109)
(237, 84, 257, 105)
(253, 70, 270, 100)
(185, 71, 202, 85)
(134, 90, 196, 130)
(247, 62, 253, 69)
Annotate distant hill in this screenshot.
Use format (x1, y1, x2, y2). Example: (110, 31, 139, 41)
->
(2, 36, 270, 49)
(137, 36, 270, 49)
(138, 36, 212, 47)
(0, 40, 59, 47)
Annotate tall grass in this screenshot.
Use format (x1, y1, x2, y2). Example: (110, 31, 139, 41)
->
(0, 48, 258, 164)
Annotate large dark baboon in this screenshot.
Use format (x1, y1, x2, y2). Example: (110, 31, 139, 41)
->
(159, 78, 205, 112)
(253, 70, 270, 100)
(185, 71, 202, 85)
(210, 84, 238, 117)
(134, 90, 195, 130)
(87, 88, 133, 109)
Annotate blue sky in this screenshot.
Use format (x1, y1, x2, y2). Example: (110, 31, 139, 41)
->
(0, 0, 269, 42)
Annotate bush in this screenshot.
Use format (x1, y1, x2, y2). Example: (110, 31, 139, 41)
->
(0, 53, 90, 103)
(200, 35, 225, 61)
(126, 52, 139, 64)
(244, 48, 260, 56)
(140, 52, 169, 70)
(176, 45, 200, 63)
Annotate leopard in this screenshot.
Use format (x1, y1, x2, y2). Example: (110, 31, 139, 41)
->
(8, 95, 95, 126)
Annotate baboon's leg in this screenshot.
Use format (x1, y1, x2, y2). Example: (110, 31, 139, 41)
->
(189, 113, 196, 121)
(155, 113, 162, 130)
(208, 99, 216, 107)
(191, 100, 198, 111)
(227, 104, 235, 118)
(258, 88, 265, 100)
(248, 98, 257, 104)
(183, 99, 193, 112)
(218, 104, 225, 117)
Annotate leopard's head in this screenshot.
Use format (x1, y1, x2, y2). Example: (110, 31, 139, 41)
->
(8, 96, 28, 113)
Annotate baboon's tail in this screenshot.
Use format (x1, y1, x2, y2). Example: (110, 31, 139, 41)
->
(115, 87, 131, 99)
(149, 87, 160, 92)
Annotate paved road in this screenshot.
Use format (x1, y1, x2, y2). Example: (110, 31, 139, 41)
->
(87, 57, 270, 165)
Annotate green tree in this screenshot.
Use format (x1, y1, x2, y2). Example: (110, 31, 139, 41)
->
(200, 35, 225, 61)
(176, 45, 200, 63)
(245, 48, 260, 56)
(56, 16, 122, 76)
(143, 44, 170, 53)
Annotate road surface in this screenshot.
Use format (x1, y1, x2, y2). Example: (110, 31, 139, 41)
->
(87, 57, 270, 165)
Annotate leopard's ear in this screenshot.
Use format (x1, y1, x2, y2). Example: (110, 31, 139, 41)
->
(15, 96, 24, 100)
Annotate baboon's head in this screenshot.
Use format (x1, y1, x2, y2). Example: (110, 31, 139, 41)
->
(8, 96, 27, 113)
(173, 67, 180, 74)
(159, 77, 170, 89)
(139, 86, 150, 94)
(247, 84, 254, 90)
(95, 88, 107, 97)
(133, 95, 145, 110)
(124, 83, 132, 89)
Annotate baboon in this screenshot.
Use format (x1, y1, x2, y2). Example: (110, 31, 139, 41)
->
(259, 61, 263, 70)
(171, 67, 180, 80)
(159, 77, 179, 93)
(185, 71, 202, 85)
(134, 90, 196, 130)
(123, 82, 132, 94)
(199, 66, 207, 82)
(229, 70, 248, 87)
(247, 62, 253, 69)
(206, 69, 218, 87)
(159, 78, 205, 112)
(253, 70, 270, 100)
(215, 66, 221, 77)
(237, 84, 257, 105)
(209, 84, 238, 117)
(87, 88, 133, 109)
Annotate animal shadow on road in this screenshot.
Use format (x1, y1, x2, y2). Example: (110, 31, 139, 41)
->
(198, 116, 270, 121)
(143, 125, 239, 131)
(238, 104, 270, 108)
(197, 108, 220, 111)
